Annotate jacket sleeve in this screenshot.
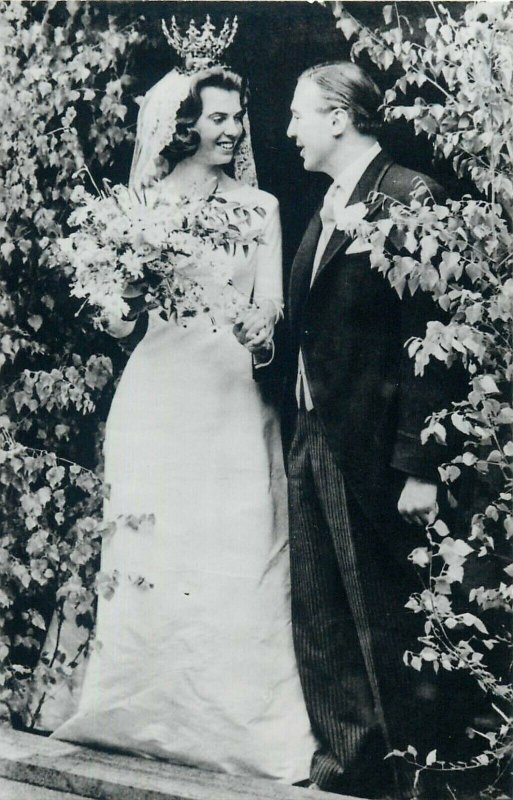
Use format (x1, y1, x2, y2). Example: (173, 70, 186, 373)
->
(386, 177, 458, 481)
(390, 287, 452, 480)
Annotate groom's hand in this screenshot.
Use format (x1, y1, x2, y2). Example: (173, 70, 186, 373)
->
(398, 476, 438, 527)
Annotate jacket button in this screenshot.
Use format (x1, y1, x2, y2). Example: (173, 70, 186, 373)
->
(304, 329, 309, 336)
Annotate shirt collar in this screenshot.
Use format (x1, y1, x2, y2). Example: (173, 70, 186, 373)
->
(331, 141, 382, 203)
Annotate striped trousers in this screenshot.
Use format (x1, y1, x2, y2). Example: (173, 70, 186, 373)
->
(288, 409, 440, 799)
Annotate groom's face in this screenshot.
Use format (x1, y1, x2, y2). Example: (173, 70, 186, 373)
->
(287, 78, 336, 173)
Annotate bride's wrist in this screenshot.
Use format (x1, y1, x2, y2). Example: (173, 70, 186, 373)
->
(254, 298, 283, 325)
(105, 316, 137, 339)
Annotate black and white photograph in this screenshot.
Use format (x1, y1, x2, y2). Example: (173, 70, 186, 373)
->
(0, 2, 511, 799)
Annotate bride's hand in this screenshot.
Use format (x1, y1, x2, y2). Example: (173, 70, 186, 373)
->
(122, 281, 160, 321)
(104, 282, 159, 338)
(232, 302, 275, 353)
(123, 281, 147, 299)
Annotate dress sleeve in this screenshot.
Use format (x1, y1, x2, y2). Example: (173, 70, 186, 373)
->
(252, 196, 284, 320)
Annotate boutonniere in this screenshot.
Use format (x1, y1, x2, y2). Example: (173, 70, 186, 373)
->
(334, 201, 368, 232)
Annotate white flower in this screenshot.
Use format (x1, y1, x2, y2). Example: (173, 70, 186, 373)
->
(60, 180, 267, 327)
(334, 201, 368, 231)
(57, 237, 75, 257)
(119, 251, 144, 280)
(140, 220, 169, 249)
(70, 184, 88, 204)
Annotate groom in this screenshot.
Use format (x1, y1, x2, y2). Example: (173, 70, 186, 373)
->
(284, 62, 452, 799)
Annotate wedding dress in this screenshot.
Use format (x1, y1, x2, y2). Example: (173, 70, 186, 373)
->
(51, 184, 316, 782)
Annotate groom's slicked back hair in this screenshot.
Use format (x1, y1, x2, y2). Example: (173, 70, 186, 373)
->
(300, 61, 383, 136)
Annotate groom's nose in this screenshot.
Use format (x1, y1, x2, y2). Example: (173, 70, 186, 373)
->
(286, 118, 296, 139)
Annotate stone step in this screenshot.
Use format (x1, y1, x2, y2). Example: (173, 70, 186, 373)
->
(0, 776, 87, 799)
(0, 727, 363, 800)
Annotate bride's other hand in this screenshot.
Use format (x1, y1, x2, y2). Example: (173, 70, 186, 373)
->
(232, 302, 275, 353)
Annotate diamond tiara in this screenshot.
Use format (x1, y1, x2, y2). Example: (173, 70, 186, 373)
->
(162, 14, 238, 72)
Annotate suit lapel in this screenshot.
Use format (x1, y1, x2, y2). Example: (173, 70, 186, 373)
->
(312, 151, 392, 286)
(289, 209, 322, 320)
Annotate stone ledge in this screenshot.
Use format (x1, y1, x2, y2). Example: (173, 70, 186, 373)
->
(0, 727, 362, 800)
(0, 776, 87, 799)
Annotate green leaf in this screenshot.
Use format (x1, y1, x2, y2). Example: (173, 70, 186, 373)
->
(497, 407, 513, 424)
(28, 315, 43, 332)
(336, 14, 361, 40)
(439, 251, 462, 281)
(383, 4, 393, 24)
(503, 441, 513, 457)
(451, 413, 472, 435)
(479, 376, 500, 395)
(439, 537, 473, 566)
(425, 18, 440, 37)
(432, 519, 450, 537)
(461, 613, 488, 634)
(409, 547, 430, 567)
(420, 235, 438, 262)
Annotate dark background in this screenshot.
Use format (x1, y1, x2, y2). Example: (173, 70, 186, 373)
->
(97, 1, 465, 280)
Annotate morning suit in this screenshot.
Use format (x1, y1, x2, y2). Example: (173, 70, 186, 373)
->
(287, 149, 451, 798)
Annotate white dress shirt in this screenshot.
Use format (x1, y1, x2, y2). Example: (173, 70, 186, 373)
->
(296, 141, 382, 410)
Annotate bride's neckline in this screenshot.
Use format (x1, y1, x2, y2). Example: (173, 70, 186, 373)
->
(156, 174, 243, 201)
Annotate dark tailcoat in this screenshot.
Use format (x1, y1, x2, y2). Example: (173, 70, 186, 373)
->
(286, 150, 454, 798)
(287, 150, 449, 530)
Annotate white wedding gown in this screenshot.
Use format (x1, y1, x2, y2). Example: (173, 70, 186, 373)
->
(51, 185, 316, 782)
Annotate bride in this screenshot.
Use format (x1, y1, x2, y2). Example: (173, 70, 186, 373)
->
(51, 25, 316, 784)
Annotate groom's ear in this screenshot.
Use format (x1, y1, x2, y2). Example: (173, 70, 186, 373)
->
(330, 107, 350, 138)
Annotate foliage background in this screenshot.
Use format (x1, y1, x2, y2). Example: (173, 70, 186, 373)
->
(328, 2, 512, 797)
(0, 0, 146, 727)
(0, 2, 510, 799)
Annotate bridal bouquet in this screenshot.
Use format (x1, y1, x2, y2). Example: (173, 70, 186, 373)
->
(57, 181, 267, 328)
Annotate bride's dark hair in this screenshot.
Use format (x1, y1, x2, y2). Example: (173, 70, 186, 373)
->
(165, 67, 249, 161)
